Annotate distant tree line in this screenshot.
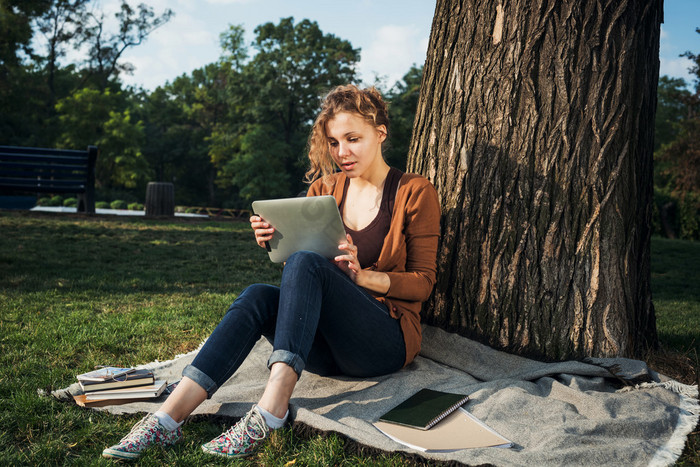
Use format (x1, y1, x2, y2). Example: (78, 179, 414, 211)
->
(1, 1, 697, 236)
(0, 0, 421, 209)
(653, 28, 700, 240)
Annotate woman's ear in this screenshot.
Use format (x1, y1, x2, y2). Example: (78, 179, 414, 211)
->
(376, 125, 387, 143)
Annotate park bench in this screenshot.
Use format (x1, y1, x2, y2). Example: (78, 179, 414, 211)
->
(0, 145, 98, 213)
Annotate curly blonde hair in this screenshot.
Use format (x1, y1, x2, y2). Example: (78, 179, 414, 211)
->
(305, 84, 390, 184)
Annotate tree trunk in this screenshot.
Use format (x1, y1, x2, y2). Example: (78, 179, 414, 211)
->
(145, 182, 175, 217)
(408, 0, 660, 359)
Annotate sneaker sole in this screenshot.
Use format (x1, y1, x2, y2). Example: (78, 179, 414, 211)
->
(201, 444, 256, 458)
(102, 448, 140, 460)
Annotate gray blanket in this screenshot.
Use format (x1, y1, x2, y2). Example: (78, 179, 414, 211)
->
(54, 325, 698, 466)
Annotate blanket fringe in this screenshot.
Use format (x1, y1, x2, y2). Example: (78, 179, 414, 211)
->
(617, 380, 699, 400)
(619, 381, 699, 467)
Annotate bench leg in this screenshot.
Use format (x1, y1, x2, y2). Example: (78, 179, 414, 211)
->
(77, 192, 95, 214)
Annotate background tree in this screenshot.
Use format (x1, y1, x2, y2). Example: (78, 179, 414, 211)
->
(654, 28, 700, 240)
(56, 88, 149, 189)
(409, 0, 661, 359)
(385, 64, 423, 170)
(210, 18, 360, 202)
(78, 0, 173, 90)
(0, 0, 51, 144)
(35, 0, 90, 108)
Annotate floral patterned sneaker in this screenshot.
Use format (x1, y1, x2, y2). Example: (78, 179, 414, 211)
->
(201, 405, 271, 458)
(102, 413, 182, 461)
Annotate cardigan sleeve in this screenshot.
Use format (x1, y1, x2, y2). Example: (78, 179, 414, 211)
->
(383, 180, 440, 302)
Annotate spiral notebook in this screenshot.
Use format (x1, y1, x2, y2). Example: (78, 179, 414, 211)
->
(378, 388, 470, 430)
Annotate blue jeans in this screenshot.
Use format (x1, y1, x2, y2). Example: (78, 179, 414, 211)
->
(183, 251, 406, 397)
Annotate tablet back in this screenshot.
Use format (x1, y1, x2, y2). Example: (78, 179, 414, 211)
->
(251, 195, 346, 262)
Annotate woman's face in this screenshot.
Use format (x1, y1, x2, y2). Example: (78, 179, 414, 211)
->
(325, 112, 386, 179)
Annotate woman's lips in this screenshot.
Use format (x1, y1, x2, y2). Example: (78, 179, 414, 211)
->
(341, 161, 356, 170)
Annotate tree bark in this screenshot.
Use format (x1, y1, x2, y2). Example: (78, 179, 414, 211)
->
(408, 0, 660, 359)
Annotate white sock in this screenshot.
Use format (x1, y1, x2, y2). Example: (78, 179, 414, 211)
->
(255, 404, 288, 429)
(154, 411, 183, 432)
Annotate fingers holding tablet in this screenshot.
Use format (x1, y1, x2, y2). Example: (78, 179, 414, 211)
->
(250, 215, 275, 248)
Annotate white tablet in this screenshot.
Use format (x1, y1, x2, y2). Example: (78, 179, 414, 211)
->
(251, 195, 347, 263)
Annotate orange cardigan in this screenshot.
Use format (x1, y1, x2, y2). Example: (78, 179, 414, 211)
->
(307, 172, 441, 366)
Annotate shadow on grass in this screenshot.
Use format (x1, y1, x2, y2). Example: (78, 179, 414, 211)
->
(0, 211, 283, 296)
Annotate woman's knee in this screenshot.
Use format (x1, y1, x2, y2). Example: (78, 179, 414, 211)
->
(229, 283, 277, 307)
(224, 283, 279, 322)
(286, 250, 326, 268)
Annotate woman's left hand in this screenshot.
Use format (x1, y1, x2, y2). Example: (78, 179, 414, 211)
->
(335, 234, 361, 283)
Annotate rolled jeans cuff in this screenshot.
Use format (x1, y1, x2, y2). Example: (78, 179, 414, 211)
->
(182, 363, 218, 399)
(267, 349, 305, 377)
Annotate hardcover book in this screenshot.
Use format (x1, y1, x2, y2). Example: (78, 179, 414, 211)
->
(77, 367, 134, 382)
(79, 369, 154, 392)
(84, 380, 167, 401)
(378, 388, 470, 430)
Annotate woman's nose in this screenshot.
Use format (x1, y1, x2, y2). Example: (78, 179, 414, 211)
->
(338, 142, 350, 156)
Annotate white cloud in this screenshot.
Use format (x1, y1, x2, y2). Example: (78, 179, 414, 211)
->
(205, 0, 254, 4)
(660, 55, 695, 83)
(151, 12, 217, 47)
(119, 9, 220, 89)
(359, 24, 429, 88)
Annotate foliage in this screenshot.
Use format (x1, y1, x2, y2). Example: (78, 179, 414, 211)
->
(77, 0, 173, 90)
(0, 1, 49, 66)
(110, 199, 127, 209)
(62, 197, 77, 207)
(385, 64, 423, 170)
(46, 195, 64, 206)
(208, 18, 361, 203)
(1, 4, 423, 208)
(653, 28, 700, 240)
(654, 76, 692, 151)
(56, 87, 150, 189)
(34, 0, 90, 105)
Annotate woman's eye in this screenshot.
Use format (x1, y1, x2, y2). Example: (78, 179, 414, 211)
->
(348, 137, 358, 143)
(329, 141, 338, 147)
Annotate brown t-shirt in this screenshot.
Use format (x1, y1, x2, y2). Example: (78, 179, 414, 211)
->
(338, 167, 402, 269)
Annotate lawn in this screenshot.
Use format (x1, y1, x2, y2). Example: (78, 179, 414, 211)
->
(0, 211, 698, 465)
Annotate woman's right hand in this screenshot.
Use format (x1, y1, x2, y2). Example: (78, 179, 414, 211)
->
(250, 215, 275, 248)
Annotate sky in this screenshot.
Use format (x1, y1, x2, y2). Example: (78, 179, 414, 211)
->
(83, 0, 700, 91)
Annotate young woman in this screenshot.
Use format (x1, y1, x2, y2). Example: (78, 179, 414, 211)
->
(102, 84, 441, 460)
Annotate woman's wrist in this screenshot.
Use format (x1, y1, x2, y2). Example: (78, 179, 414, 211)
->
(356, 270, 390, 295)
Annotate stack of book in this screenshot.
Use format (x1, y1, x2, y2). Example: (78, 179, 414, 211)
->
(73, 366, 168, 407)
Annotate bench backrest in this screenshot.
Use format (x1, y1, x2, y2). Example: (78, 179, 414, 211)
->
(0, 145, 97, 194)
(0, 145, 98, 213)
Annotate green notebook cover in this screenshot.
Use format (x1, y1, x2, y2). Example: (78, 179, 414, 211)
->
(378, 388, 470, 430)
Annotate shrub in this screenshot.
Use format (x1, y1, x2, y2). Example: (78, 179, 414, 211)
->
(45, 195, 63, 206)
(95, 201, 109, 209)
(128, 202, 144, 211)
(110, 200, 127, 210)
(679, 193, 700, 240)
(37, 197, 51, 206)
(63, 197, 77, 207)
(652, 187, 700, 241)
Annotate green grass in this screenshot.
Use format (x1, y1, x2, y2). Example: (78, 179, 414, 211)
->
(0, 211, 698, 465)
(0, 211, 420, 466)
(651, 237, 700, 358)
